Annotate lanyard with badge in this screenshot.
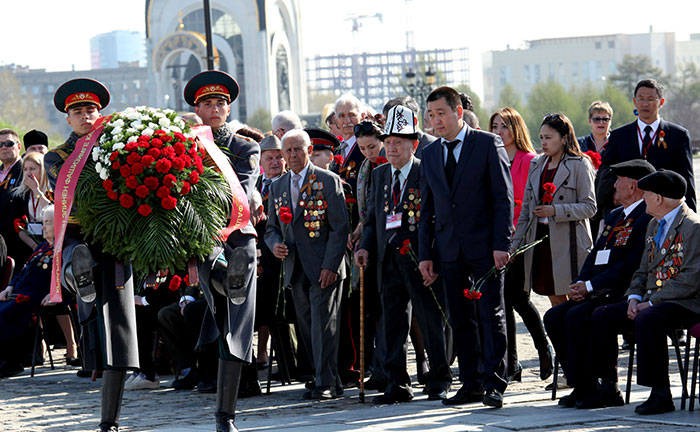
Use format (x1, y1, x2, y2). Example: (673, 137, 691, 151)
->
(386, 174, 408, 230)
(637, 124, 659, 159)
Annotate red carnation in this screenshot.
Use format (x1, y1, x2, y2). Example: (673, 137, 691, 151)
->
(183, 274, 190, 286)
(584, 150, 602, 170)
(107, 190, 118, 200)
(543, 182, 556, 194)
(151, 138, 164, 149)
(125, 176, 139, 189)
(157, 186, 171, 199)
(112, 161, 121, 170)
(126, 152, 142, 165)
(13, 218, 26, 233)
(15, 294, 30, 304)
(109, 151, 119, 162)
(161, 195, 178, 210)
(138, 140, 150, 149)
(119, 165, 132, 178)
(189, 171, 199, 185)
(125, 142, 138, 152)
(135, 185, 150, 198)
(154, 129, 166, 136)
(163, 174, 177, 188)
(194, 156, 204, 174)
(399, 245, 409, 255)
(514, 199, 522, 207)
(174, 142, 186, 155)
(144, 176, 159, 191)
(542, 193, 554, 205)
(130, 162, 144, 175)
(119, 193, 134, 208)
(402, 239, 410, 246)
(174, 132, 186, 142)
(137, 204, 152, 217)
(172, 157, 186, 171)
(333, 155, 344, 165)
(139, 135, 151, 141)
(162, 134, 173, 143)
(141, 155, 155, 166)
(169, 275, 182, 292)
(147, 148, 162, 159)
(346, 197, 357, 205)
(155, 158, 172, 174)
(102, 179, 113, 191)
(180, 181, 191, 195)
(279, 206, 293, 224)
(162, 146, 177, 159)
(472, 291, 482, 299)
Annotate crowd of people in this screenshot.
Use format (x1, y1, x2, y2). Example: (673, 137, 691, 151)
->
(0, 74, 698, 432)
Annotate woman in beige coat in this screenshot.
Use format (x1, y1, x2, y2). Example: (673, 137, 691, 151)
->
(512, 113, 596, 307)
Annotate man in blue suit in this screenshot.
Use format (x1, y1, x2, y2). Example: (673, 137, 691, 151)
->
(418, 86, 513, 408)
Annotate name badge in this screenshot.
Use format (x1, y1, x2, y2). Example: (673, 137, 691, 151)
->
(595, 249, 610, 265)
(386, 213, 402, 230)
(27, 223, 43, 235)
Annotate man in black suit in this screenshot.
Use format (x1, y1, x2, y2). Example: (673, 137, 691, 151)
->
(418, 86, 513, 408)
(355, 105, 451, 404)
(600, 79, 695, 213)
(543, 160, 655, 409)
(0, 129, 23, 266)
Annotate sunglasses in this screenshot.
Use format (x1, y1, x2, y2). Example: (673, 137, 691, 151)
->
(0, 141, 17, 148)
(591, 116, 611, 123)
(354, 121, 379, 135)
(543, 113, 561, 122)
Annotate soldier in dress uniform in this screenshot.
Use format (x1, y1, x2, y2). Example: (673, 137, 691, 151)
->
(591, 170, 700, 415)
(45, 79, 139, 432)
(183, 70, 260, 432)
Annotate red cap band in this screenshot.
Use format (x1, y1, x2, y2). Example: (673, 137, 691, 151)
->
(194, 84, 230, 104)
(65, 92, 101, 110)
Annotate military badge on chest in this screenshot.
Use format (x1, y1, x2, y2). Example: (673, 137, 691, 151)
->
(651, 233, 684, 289)
(339, 160, 357, 180)
(300, 174, 327, 238)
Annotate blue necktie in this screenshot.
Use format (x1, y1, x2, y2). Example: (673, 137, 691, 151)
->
(654, 218, 667, 250)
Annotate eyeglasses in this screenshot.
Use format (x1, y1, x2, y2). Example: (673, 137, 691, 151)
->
(635, 97, 660, 104)
(0, 141, 17, 148)
(354, 121, 379, 135)
(591, 116, 611, 123)
(543, 113, 561, 121)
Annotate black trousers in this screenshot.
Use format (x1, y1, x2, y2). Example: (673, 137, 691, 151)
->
(544, 299, 605, 390)
(592, 300, 699, 388)
(440, 254, 508, 393)
(380, 248, 451, 395)
(504, 254, 548, 373)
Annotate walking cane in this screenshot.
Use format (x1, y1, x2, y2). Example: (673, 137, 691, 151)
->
(359, 265, 365, 403)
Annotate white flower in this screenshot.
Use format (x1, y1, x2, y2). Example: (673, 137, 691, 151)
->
(158, 117, 171, 127)
(143, 128, 154, 136)
(126, 127, 137, 135)
(99, 168, 109, 180)
(113, 119, 125, 127)
(131, 121, 143, 129)
(174, 118, 185, 128)
(95, 162, 103, 173)
(148, 122, 158, 130)
(111, 126, 123, 136)
(127, 135, 138, 143)
(92, 148, 101, 162)
(112, 143, 125, 151)
(170, 126, 182, 134)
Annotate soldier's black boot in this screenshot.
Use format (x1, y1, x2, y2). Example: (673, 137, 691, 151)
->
(211, 247, 248, 305)
(215, 359, 243, 432)
(98, 370, 126, 432)
(72, 244, 97, 303)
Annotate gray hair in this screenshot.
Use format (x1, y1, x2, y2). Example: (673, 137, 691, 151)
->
(334, 93, 362, 112)
(272, 110, 302, 132)
(281, 129, 311, 148)
(41, 204, 55, 220)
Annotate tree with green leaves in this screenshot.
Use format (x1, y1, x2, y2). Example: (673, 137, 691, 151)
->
(0, 70, 52, 133)
(496, 83, 524, 114)
(609, 54, 665, 97)
(525, 80, 582, 144)
(455, 83, 488, 126)
(245, 107, 272, 133)
(663, 62, 700, 142)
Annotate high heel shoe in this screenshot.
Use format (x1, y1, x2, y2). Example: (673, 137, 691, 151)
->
(539, 345, 554, 380)
(507, 363, 523, 383)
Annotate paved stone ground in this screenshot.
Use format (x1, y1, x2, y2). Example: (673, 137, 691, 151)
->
(1, 293, 698, 432)
(3, 160, 700, 431)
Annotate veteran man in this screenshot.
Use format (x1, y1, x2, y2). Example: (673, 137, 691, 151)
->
(265, 129, 349, 399)
(355, 105, 451, 404)
(544, 160, 655, 409)
(591, 170, 700, 415)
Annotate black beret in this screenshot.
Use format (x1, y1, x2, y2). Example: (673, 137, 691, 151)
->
(184, 70, 239, 106)
(637, 169, 686, 199)
(610, 159, 656, 180)
(23, 129, 48, 146)
(305, 127, 339, 152)
(54, 78, 110, 113)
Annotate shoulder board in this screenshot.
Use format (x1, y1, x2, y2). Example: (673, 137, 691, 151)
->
(233, 133, 256, 144)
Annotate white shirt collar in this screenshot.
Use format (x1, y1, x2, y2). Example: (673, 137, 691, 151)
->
(441, 124, 468, 145)
(290, 163, 310, 186)
(637, 117, 661, 134)
(390, 157, 414, 181)
(623, 199, 644, 218)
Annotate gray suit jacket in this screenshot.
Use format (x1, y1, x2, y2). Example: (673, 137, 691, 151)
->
(625, 202, 700, 315)
(265, 163, 349, 285)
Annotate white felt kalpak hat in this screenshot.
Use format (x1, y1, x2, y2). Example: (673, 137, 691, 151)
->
(380, 105, 419, 141)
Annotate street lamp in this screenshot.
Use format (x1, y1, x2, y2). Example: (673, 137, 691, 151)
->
(404, 66, 436, 113)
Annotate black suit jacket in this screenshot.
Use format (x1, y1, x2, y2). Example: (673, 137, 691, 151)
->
(577, 202, 652, 302)
(418, 126, 513, 263)
(0, 161, 23, 263)
(600, 119, 695, 210)
(360, 158, 421, 286)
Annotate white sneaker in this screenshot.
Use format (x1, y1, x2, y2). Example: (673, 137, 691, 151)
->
(124, 373, 160, 390)
(124, 371, 139, 386)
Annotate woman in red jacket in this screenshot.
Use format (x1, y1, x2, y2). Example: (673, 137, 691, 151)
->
(489, 108, 553, 383)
